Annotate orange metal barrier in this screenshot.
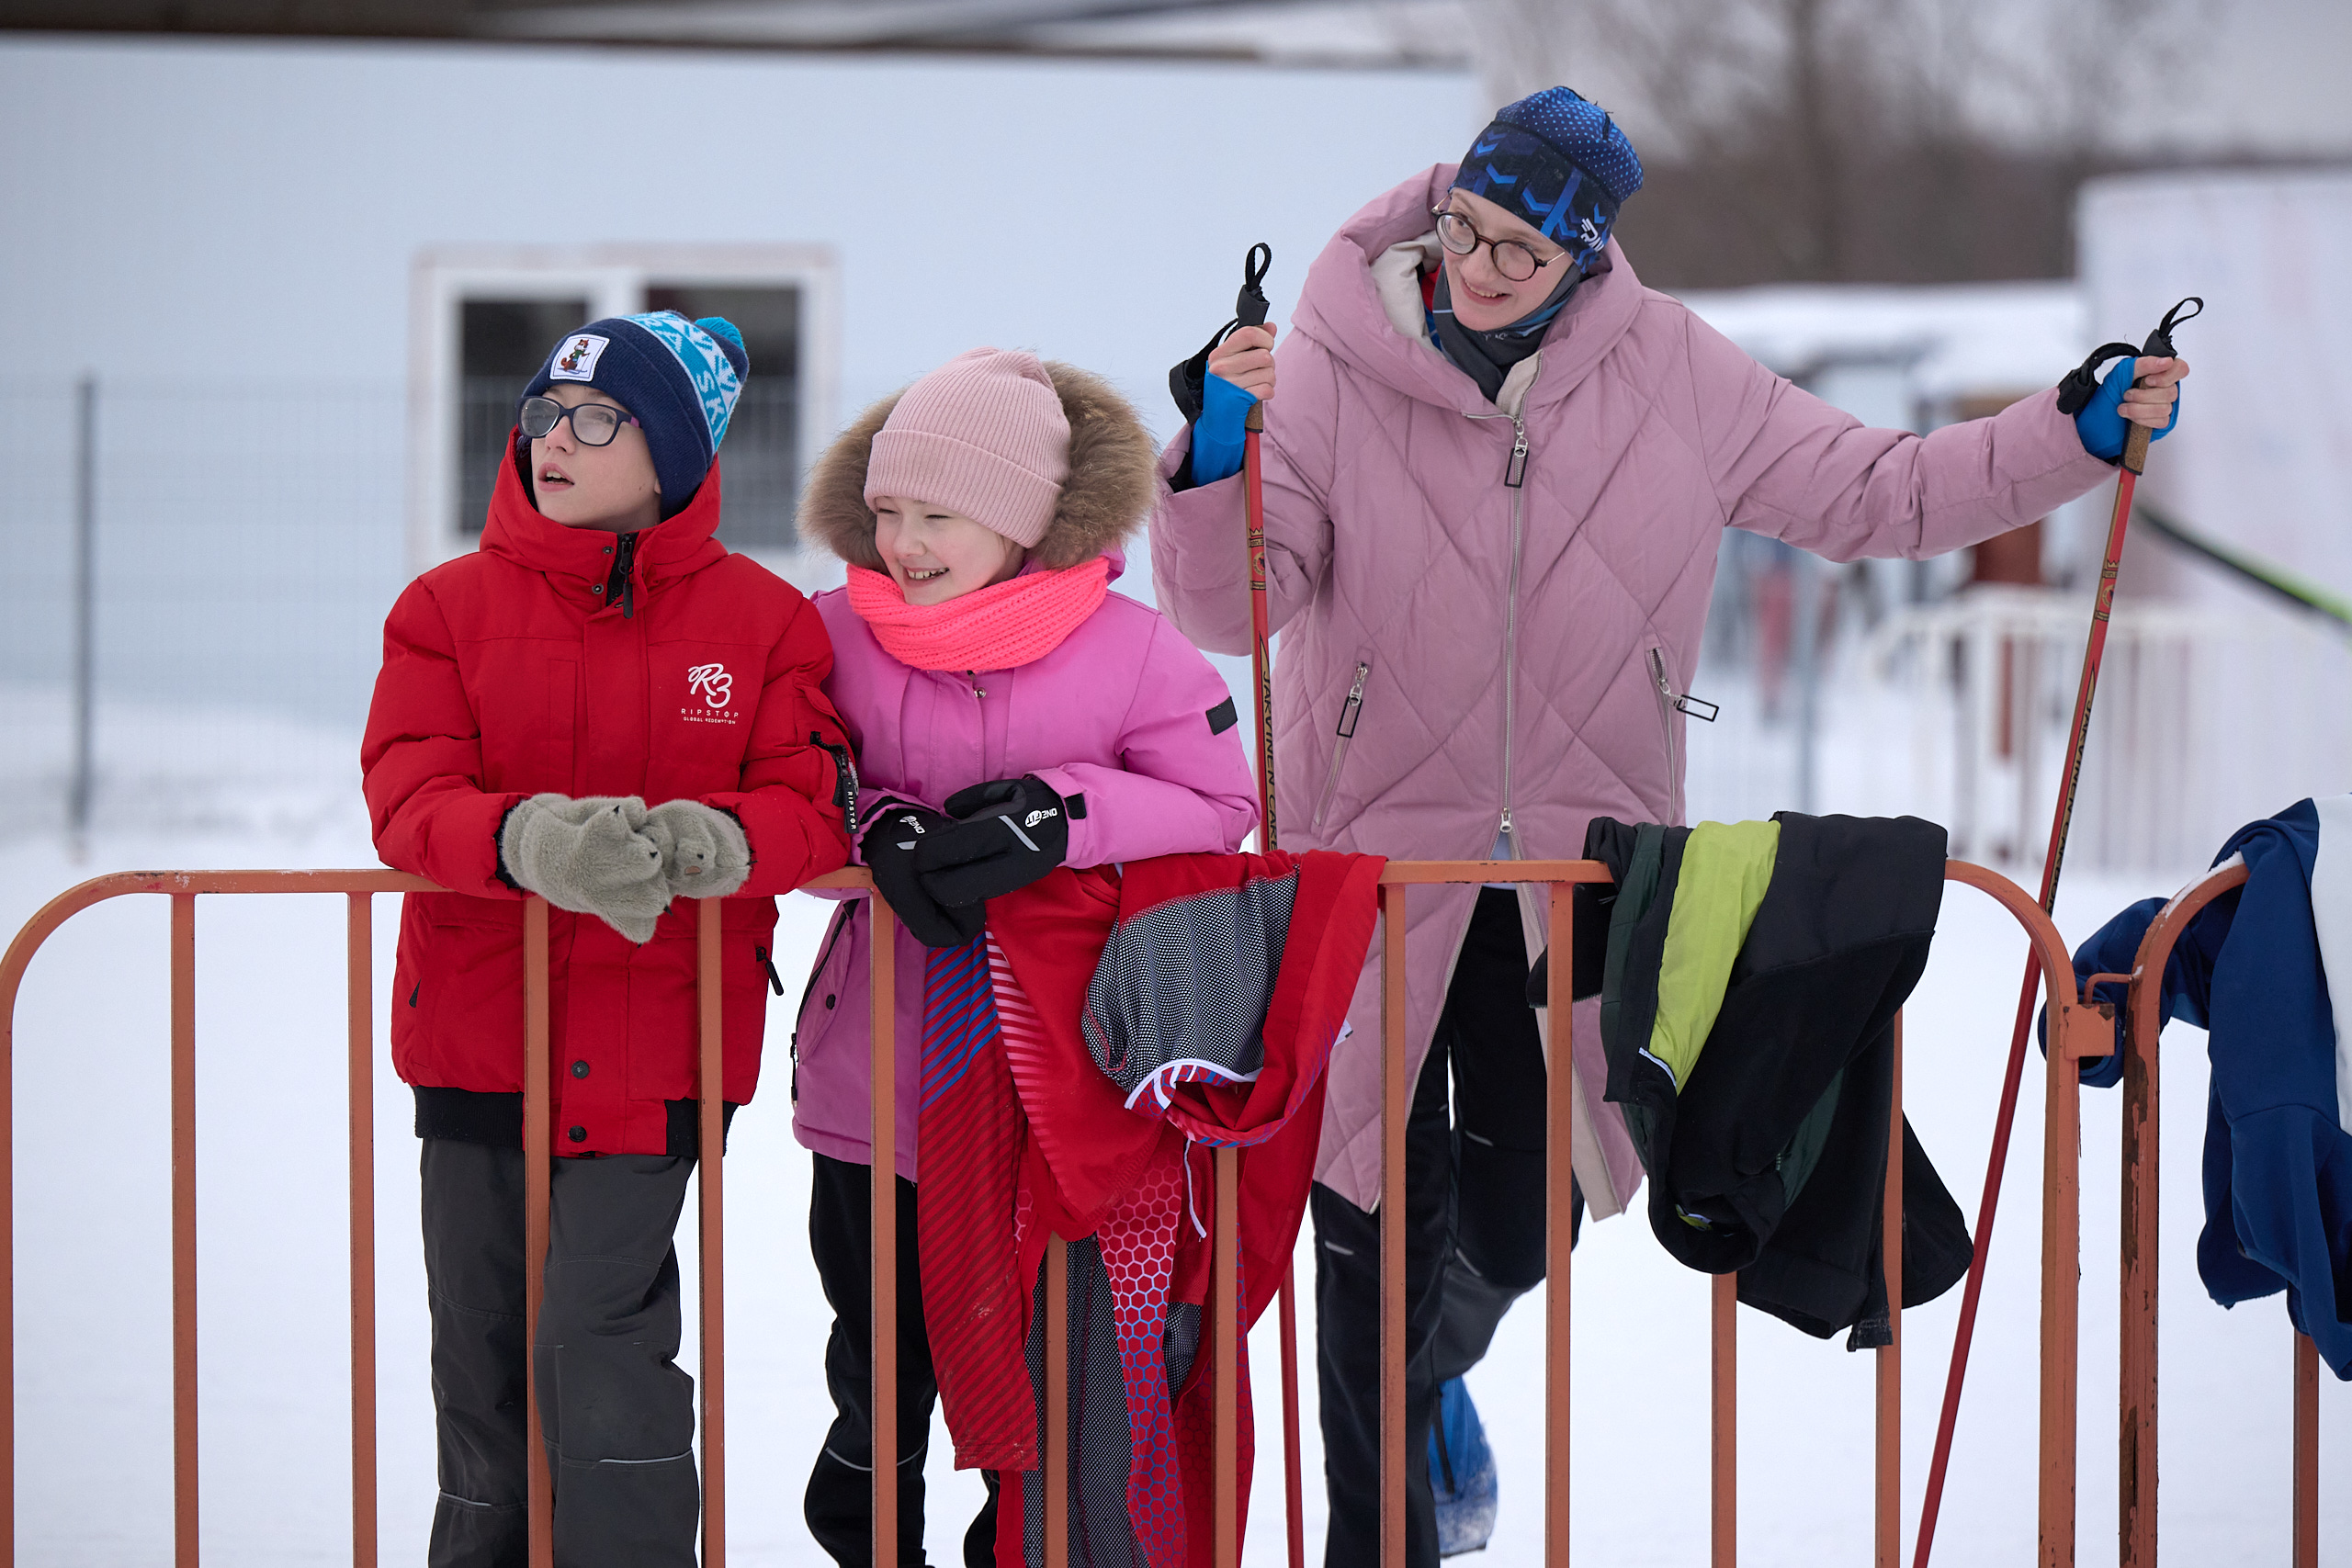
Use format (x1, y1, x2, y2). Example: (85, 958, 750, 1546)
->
(2103, 857, 2323, 1568)
(1362, 859, 2107, 1568)
(0, 856, 2123, 1566)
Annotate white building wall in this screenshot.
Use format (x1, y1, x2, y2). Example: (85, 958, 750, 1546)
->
(0, 36, 1479, 746)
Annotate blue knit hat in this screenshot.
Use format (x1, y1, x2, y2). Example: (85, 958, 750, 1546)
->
(521, 311, 749, 506)
(1452, 86, 1645, 267)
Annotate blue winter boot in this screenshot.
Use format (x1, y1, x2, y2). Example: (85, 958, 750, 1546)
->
(1429, 1376, 1498, 1556)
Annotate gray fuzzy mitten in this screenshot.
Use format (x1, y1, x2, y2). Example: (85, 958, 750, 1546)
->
(645, 799, 752, 901)
(499, 794, 674, 943)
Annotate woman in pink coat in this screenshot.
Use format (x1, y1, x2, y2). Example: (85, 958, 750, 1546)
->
(789, 347, 1257, 1563)
(1152, 86, 2188, 1563)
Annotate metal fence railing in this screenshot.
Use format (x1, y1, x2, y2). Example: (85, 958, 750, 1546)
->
(2094, 856, 2323, 1568)
(0, 857, 2297, 1564)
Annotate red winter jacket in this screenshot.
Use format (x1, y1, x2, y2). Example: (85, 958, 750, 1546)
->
(362, 445, 854, 1156)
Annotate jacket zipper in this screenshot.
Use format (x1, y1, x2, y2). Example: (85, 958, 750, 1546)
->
(605, 531, 639, 619)
(1311, 660, 1372, 830)
(1646, 646, 1718, 824)
(753, 944, 785, 997)
(1500, 414, 1528, 857)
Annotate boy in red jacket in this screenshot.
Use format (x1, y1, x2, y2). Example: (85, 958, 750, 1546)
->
(362, 311, 853, 1568)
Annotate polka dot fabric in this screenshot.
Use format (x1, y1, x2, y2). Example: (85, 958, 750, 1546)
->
(1498, 85, 1644, 204)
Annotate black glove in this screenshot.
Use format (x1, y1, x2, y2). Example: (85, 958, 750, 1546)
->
(862, 806, 985, 949)
(914, 776, 1072, 908)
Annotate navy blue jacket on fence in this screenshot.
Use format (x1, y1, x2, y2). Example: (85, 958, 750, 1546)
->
(2055, 795, 2352, 1379)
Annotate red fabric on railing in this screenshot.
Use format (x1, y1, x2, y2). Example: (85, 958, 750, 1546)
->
(917, 851, 1380, 1567)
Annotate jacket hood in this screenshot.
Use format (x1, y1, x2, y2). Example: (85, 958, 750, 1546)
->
(481, 431, 730, 595)
(799, 359, 1157, 572)
(1292, 164, 1647, 419)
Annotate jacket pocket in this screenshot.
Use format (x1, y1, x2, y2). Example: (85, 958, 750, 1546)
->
(1645, 644, 1718, 826)
(789, 901, 859, 1104)
(1311, 658, 1374, 832)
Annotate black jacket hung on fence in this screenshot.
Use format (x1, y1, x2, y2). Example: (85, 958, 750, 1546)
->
(1534, 811, 1973, 1347)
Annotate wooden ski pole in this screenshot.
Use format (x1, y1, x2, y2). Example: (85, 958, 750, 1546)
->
(1912, 296, 2200, 1568)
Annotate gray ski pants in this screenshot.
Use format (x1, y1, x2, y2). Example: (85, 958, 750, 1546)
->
(420, 1139, 700, 1568)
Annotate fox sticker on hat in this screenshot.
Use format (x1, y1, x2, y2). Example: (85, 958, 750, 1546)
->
(549, 333, 611, 382)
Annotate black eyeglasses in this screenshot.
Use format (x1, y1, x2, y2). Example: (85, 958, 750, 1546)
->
(519, 395, 640, 447)
(1432, 205, 1565, 284)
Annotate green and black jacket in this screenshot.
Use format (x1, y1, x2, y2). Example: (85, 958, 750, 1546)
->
(1541, 811, 1973, 1347)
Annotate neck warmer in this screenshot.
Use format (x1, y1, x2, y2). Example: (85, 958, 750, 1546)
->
(1430, 263, 1583, 405)
(846, 557, 1110, 672)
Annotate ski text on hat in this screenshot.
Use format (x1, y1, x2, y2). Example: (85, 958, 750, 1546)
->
(550, 333, 611, 382)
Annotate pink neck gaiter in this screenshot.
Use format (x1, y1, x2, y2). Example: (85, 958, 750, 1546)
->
(846, 558, 1111, 672)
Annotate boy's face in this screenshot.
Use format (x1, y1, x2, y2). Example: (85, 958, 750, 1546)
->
(871, 497, 1026, 607)
(530, 385, 662, 534)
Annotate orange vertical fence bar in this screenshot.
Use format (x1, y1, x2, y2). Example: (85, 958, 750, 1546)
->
(522, 896, 553, 1568)
(1214, 1145, 1240, 1568)
(1877, 1016, 1905, 1568)
(697, 898, 728, 1568)
(2292, 1332, 2318, 1568)
(868, 897, 899, 1561)
(1379, 882, 1408, 1568)
(2114, 858, 2247, 1568)
(2044, 919, 2084, 1568)
(1046, 1233, 1070, 1568)
(346, 893, 379, 1568)
(170, 892, 198, 1568)
(2118, 897, 2164, 1568)
(1712, 1274, 1736, 1568)
(1545, 877, 1575, 1567)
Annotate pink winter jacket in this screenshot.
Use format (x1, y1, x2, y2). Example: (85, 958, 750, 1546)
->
(1149, 166, 2119, 1217)
(790, 355, 1261, 1179)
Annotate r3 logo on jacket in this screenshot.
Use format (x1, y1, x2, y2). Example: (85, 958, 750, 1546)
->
(683, 662, 738, 725)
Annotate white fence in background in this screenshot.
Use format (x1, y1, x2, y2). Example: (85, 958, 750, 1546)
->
(1862, 586, 2352, 874)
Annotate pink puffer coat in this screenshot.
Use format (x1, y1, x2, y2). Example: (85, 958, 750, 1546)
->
(1149, 166, 2119, 1217)
(790, 362, 1258, 1179)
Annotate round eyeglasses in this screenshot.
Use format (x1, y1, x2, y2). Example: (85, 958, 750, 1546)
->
(519, 395, 640, 447)
(1432, 206, 1564, 284)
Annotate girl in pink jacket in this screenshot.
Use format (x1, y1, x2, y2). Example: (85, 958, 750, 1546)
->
(788, 347, 1256, 1563)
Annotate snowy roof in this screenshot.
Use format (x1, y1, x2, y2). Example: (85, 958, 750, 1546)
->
(1671, 281, 2086, 403)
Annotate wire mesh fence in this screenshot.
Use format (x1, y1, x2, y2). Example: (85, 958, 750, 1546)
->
(0, 378, 404, 840)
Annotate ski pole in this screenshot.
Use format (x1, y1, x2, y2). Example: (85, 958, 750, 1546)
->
(1180, 240, 1303, 1567)
(1912, 295, 2201, 1568)
(1232, 244, 1277, 852)
(1227, 242, 1309, 1568)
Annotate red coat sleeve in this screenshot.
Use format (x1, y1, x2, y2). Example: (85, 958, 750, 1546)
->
(360, 579, 522, 897)
(702, 592, 855, 896)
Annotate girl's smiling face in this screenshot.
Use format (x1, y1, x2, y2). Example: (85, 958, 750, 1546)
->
(872, 497, 1026, 605)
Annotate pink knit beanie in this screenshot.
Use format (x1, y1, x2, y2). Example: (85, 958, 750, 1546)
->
(863, 348, 1070, 549)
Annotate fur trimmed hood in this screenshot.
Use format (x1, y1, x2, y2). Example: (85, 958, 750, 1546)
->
(799, 359, 1158, 571)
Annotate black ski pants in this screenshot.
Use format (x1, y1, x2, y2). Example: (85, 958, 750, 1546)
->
(420, 1138, 701, 1568)
(805, 1151, 998, 1568)
(1311, 887, 1577, 1568)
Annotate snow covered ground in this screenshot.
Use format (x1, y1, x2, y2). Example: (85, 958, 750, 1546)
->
(2, 714, 2344, 1565)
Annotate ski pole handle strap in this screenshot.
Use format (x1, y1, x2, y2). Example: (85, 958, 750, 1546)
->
(2055, 295, 2202, 415)
(1170, 242, 1277, 424)
(1235, 242, 1272, 329)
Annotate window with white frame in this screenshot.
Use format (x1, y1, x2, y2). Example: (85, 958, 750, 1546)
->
(410, 245, 841, 588)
